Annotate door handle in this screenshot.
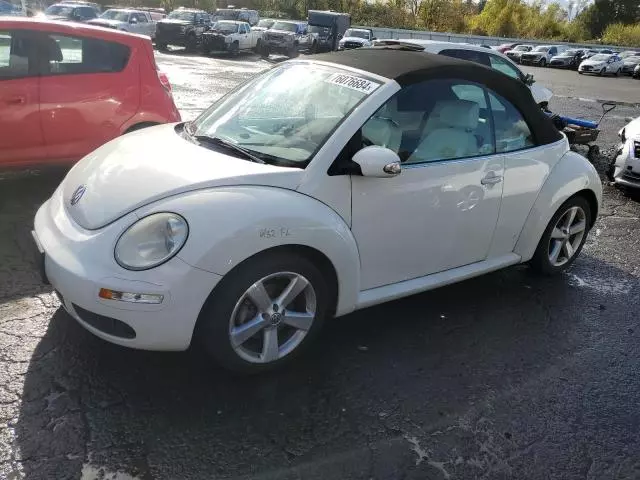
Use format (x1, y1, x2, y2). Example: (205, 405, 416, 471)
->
(481, 173, 503, 185)
(5, 96, 26, 105)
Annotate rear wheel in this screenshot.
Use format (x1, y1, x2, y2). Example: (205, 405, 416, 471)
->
(196, 252, 330, 373)
(157, 42, 168, 51)
(539, 58, 547, 67)
(599, 68, 605, 76)
(530, 196, 592, 275)
(615, 68, 621, 76)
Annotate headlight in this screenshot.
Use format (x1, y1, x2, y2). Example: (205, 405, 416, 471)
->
(115, 213, 188, 271)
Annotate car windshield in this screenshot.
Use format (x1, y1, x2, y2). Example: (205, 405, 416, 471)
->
(272, 21, 297, 32)
(45, 5, 73, 16)
(168, 10, 195, 21)
(215, 9, 240, 19)
(309, 25, 328, 34)
(562, 49, 580, 56)
(212, 21, 238, 33)
(345, 29, 369, 39)
(590, 54, 610, 61)
(100, 9, 130, 21)
(514, 45, 530, 51)
(190, 63, 381, 167)
(533, 46, 549, 52)
(256, 19, 273, 28)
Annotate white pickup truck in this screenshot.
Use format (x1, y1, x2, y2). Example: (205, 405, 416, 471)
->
(88, 9, 157, 39)
(201, 20, 263, 56)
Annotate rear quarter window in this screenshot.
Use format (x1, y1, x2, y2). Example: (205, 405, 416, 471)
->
(44, 33, 131, 75)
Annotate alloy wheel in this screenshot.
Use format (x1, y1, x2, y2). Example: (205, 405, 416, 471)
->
(547, 206, 587, 267)
(229, 272, 316, 364)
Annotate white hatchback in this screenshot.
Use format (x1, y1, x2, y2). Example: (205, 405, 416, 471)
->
(579, 53, 624, 76)
(373, 39, 553, 109)
(33, 49, 601, 372)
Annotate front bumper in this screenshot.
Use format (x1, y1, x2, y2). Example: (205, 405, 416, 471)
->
(549, 59, 571, 67)
(202, 34, 230, 52)
(33, 187, 222, 351)
(612, 140, 640, 188)
(156, 31, 186, 46)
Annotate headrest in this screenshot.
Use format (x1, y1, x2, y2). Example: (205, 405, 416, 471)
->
(429, 100, 479, 130)
(45, 37, 63, 62)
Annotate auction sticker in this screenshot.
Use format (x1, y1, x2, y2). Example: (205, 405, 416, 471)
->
(325, 73, 381, 94)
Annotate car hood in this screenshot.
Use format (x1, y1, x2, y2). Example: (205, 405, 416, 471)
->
(267, 29, 294, 35)
(61, 124, 304, 230)
(341, 36, 368, 43)
(46, 14, 71, 20)
(581, 59, 605, 66)
(88, 19, 123, 27)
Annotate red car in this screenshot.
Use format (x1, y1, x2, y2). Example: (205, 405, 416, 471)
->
(0, 19, 180, 168)
(496, 42, 521, 54)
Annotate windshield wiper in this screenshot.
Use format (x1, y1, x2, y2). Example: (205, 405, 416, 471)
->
(193, 135, 266, 164)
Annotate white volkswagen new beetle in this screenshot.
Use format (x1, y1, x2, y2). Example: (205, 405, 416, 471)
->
(33, 49, 602, 372)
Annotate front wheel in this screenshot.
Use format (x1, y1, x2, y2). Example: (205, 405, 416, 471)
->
(157, 42, 168, 51)
(185, 34, 197, 53)
(530, 196, 592, 275)
(539, 58, 547, 67)
(196, 252, 330, 373)
(229, 41, 239, 57)
(599, 68, 605, 76)
(615, 68, 621, 76)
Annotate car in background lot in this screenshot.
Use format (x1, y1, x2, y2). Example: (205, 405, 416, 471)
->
(88, 9, 156, 39)
(578, 53, 623, 76)
(520, 45, 561, 67)
(42, 2, 100, 22)
(31, 49, 601, 373)
(619, 50, 639, 59)
(201, 20, 262, 56)
(622, 54, 640, 75)
(634, 64, 640, 79)
(210, 8, 259, 26)
(251, 18, 274, 32)
(372, 39, 553, 108)
(262, 20, 313, 57)
(0, 0, 22, 16)
(0, 18, 180, 168)
(338, 28, 374, 50)
(549, 48, 588, 69)
(608, 116, 640, 188)
(504, 44, 532, 63)
(155, 8, 210, 52)
(495, 42, 520, 54)
(308, 9, 350, 52)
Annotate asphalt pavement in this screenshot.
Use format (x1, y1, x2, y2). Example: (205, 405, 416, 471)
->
(1, 50, 640, 480)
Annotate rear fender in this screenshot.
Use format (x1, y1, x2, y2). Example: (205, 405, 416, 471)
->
(514, 151, 602, 261)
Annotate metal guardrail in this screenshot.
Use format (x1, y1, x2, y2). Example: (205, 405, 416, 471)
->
(355, 25, 628, 52)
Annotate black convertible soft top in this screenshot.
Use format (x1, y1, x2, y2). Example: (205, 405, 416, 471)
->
(312, 48, 563, 146)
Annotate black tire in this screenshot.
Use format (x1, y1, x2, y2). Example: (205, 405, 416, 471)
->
(196, 252, 330, 373)
(185, 34, 197, 53)
(539, 58, 547, 67)
(260, 44, 269, 58)
(157, 42, 168, 51)
(599, 68, 605, 76)
(310, 40, 317, 54)
(607, 148, 622, 181)
(578, 71, 584, 74)
(230, 41, 239, 57)
(253, 39, 261, 54)
(288, 43, 299, 58)
(202, 44, 210, 56)
(615, 68, 621, 77)
(587, 145, 600, 160)
(530, 196, 592, 275)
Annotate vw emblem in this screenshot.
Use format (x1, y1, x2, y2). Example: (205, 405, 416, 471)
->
(70, 185, 86, 206)
(270, 312, 283, 327)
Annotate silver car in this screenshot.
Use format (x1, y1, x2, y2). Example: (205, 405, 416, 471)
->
(88, 9, 157, 39)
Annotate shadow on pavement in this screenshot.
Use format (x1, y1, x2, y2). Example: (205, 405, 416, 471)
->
(0, 168, 67, 302)
(14, 254, 640, 479)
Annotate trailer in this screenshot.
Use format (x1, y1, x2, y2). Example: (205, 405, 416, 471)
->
(307, 10, 350, 52)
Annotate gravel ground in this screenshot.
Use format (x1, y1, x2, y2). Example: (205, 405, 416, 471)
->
(1, 50, 640, 480)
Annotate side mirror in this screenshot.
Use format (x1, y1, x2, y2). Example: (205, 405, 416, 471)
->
(130, 17, 138, 24)
(352, 146, 401, 178)
(524, 73, 535, 86)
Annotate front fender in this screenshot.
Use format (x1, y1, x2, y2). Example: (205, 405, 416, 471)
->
(514, 151, 602, 261)
(135, 186, 361, 316)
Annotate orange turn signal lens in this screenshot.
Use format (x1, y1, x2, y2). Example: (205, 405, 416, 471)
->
(99, 288, 164, 304)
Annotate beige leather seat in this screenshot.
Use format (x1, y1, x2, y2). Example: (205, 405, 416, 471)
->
(409, 100, 480, 163)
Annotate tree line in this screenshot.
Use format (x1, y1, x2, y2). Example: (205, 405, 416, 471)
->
(94, 0, 640, 46)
